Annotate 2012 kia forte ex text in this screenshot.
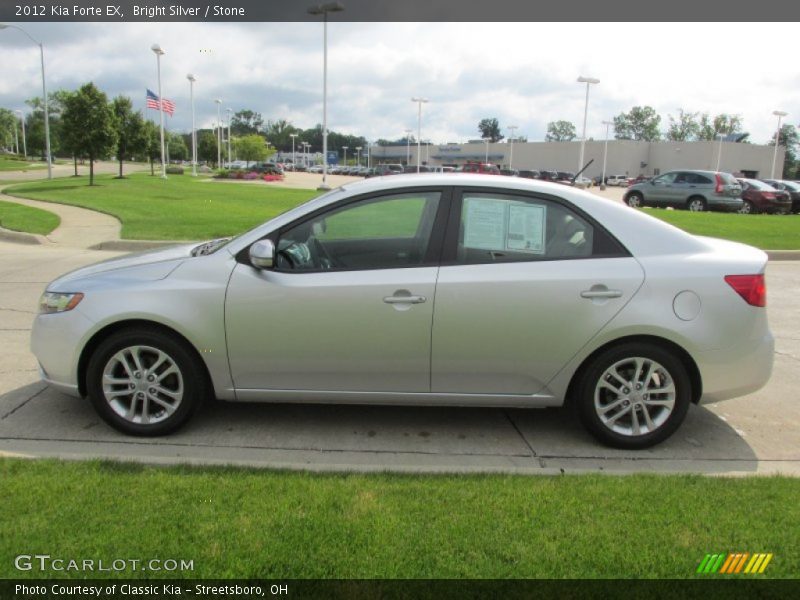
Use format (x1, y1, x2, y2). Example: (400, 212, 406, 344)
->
(30, 174, 774, 449)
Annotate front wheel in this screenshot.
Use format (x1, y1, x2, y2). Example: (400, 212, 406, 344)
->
(86, 327, 207, 436)
(625, 192, 644, 208)
(575, 343, 692, 449)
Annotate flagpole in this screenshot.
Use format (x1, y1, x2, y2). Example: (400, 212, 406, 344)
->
(151, 44, 167, 179)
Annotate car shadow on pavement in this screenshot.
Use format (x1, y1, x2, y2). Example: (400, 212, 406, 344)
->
(0, 382, 759, 474)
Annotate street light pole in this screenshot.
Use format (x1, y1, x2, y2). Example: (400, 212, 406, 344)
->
(1, 24, 53, 178)
(342, 145, 348, 167)
(507, 125, 518, 170)
(601, 120, 613, 190)
(404, 128, 412, 165)
(577, 76, 599, 174)
(411, 97, 428, 173)
(483, 137, 490, 163)
(214, 99, 222, 168)
(290, 133, 298, 168)
(151, 44, 167, 179)
(186, 74, 197, 176)
(715, 133, 724, 171)
(13, 114, 19, 154)
(16, 110, 27, 158)
(226, 107, 232, 165)
(308, 2, 344, 190)
(771, 110, 788, 179)
(355, 146, 361, 168)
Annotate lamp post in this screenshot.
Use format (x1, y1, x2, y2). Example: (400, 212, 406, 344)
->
(600, 120, 613, 190)
(290, 133, 298, 168)
(308, 2, 344, 190)
(576, 76, 599, 174)
(404, 128, 413, 165)
(186, 74, 197, 176)
(226, 107, 232, 165)
(214, 99, 222, 167)
(715, 132, 724, 171)
(771, 110, 788, 179)
(367, 140, 371, 169)
(13, 114, 19, 154)
(150, 44, 168, 179)
(342, 145, 348, 168)
(411, 97, 428, 173)
(355, 146, 361, 168)
(507, 125, 518, 170)
(16, 110, 27, 158)
(1, 24, 52, 178)
(483, 137, 490, 163)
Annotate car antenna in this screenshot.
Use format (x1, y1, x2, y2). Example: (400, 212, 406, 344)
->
(573, 159, 594, 185)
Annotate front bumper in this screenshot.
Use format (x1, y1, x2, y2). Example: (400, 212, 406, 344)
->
(30, 309, 95, 398)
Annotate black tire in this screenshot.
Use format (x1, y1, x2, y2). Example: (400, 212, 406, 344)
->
(86, 327, 207, 436)
(738, 200, 757, 215)
(575, 342, 692, 449)
(625, 192, 644, 208)
(686, 196, 707, 212)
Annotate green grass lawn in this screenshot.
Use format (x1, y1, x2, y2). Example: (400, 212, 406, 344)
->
(5, 173, 319, 240)
(0, 156, 46, 171)
(641, 208, 800, 250)
(0, 199, 60, 235)
(1, 458, 798, 579)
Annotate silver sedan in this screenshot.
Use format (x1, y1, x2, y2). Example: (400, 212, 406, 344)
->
(31, 174, 774, 448)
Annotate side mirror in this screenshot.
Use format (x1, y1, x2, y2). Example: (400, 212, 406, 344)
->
(249, 239, 275, 269)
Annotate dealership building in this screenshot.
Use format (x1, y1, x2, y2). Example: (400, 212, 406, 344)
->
(369, 138, 785, 179)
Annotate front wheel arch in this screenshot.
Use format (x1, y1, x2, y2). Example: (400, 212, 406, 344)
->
(565, 335, 702, 409)
(77, 319, 214, 401)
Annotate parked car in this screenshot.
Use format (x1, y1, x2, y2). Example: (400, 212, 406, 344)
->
(736, 179, 792, 214)
(518, 170, 540, 180)
(624, 170, 743, 212)
(538, 170, 559, 182)
(500, 169, 519, 177)
(760, 179, 800, 213)
(607, 175, 630, 187)
(573, 176, 593, 189)
(556, 171, 576, 185)
(31, 174, 773, 449)
(459, 162, 501, 175)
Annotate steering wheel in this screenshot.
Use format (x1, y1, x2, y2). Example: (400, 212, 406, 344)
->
(310, 236, 337, 269)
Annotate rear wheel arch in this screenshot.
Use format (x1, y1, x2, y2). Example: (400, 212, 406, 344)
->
(77, 319, 214, 400)
(565, 334, 702, 408)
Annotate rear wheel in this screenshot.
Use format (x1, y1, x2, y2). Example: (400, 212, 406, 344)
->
(576, 342, 692, 449)
(86, 327, 207, 436)
(625, 192, 644, 208)
(687, 197, 707, 212)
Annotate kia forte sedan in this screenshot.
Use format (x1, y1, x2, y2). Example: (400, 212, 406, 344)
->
(31, 174, 774, 448)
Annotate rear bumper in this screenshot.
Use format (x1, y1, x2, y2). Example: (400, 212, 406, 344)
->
(707, 196, 744, 212)
(696, 332, 774, 404)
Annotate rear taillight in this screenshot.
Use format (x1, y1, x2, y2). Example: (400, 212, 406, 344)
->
(725, 274, 766, 307)
(715, 173, 724, 194)
(763, 192, 775, 199)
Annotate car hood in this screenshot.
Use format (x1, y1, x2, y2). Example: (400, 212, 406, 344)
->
(47, 243, 197, 291)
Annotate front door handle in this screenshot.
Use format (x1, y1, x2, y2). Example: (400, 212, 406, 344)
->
(384, 291, 427, 304)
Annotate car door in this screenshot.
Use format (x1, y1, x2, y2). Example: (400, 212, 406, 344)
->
(225, 188, 449, 394)
(646, 172, 679, 206)
(431, 189, 644, 396)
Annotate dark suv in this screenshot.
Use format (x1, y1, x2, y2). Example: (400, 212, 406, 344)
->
(624, 170, 743, 212)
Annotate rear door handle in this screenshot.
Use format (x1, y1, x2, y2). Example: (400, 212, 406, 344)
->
(384, 293, 427, 304)
(581, 289, 623, 299)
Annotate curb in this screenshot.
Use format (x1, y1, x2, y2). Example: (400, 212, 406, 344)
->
(89, 240, 191, 252)
(0, 226, 47, 245)
(767, 250, 800, 261)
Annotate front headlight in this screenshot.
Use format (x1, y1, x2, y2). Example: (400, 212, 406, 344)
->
(39, 292, 84, 314)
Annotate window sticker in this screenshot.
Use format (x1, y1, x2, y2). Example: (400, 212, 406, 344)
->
(463, 197, 546, 254)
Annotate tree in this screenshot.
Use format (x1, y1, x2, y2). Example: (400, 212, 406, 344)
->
(614, 106, 661, 141)
(61, 83, 118, 185)
(264, 119, 301, 151)
(697, 113, 743, 141)
(0, 108, 16, 152)
(111, 96, 146, 178)
(666, 109, 700, 141)
(234, 134, 270, 165)
(167, 132, 188, 162)
(478, 118, 504, 143)
(769, 124, 799, 179)
(142, 121, 161, 175)
(545, 120, 576, 142)
(197, 129, 219, 166)
(230, 110, 264, 136)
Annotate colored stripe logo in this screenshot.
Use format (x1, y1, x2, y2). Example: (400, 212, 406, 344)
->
(697, 552, 773, 574)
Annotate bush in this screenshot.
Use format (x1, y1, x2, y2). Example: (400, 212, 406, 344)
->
(213, 169, 230, 179)
(243, 172, 260, 180)
(165, 165, 184, 175)
(263, 174, 285, 182)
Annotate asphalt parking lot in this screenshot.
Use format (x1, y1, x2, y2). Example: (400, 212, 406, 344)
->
(1, 204, 798, 475)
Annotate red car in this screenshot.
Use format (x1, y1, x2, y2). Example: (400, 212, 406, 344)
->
(736, 179, 792, 214)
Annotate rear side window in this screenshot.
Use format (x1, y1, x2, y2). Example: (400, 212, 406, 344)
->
(718, 172, 739, 185)
(686, 173, 712, 184)
(454, 192, 626, 264)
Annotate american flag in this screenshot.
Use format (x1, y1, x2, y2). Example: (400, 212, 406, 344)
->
(146, 89, 175, 116)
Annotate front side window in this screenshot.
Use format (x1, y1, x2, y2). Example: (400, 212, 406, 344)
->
(276, 191, 441, 271)
(653, 172, 678, 184)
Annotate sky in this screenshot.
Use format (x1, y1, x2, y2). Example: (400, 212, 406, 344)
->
(1, 21, 798, 146)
